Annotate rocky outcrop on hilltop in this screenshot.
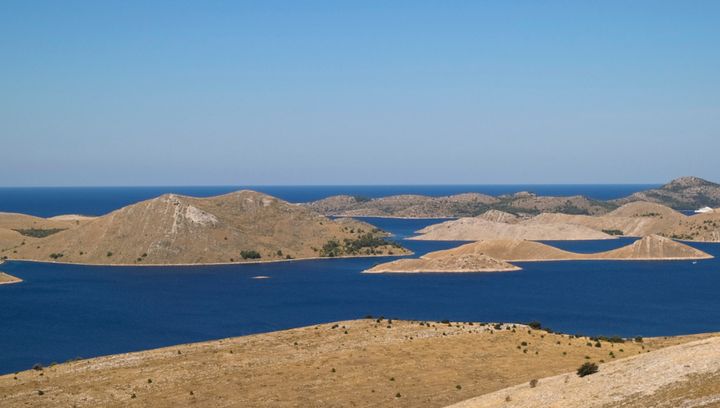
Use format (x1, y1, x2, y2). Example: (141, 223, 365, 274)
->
(614, 176, 720, 209)
(2, 191, 409, 265)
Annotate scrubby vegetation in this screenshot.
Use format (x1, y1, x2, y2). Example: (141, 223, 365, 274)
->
(602, 229, 624, 236)
(13, 228, 66, 238)
(240, 250, 262, 260)
(319, 233, 402, 257)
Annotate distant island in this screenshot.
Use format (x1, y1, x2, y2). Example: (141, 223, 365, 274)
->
(304, 176, 720, 218)
(413, 201, 720, 242)
(0, 191, 409, 265)
(366, 235, 712, 273)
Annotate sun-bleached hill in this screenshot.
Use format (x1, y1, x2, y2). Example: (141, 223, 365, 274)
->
(594, 234, 712, 260)
(414, 201, 720, 242)
(411, 217, 613, 241)
(447, 336, 720, 408)
(2, 191, 409, 265)
(365, 250, 521, 273)
(367, 236, 712, 273)
(476, 209, 522, 224)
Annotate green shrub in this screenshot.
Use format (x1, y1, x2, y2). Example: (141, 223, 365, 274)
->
(240, 250, 261, 259)
(576, 362, 598, 377)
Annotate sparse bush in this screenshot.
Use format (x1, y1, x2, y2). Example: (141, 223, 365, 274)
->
(106, 251, 113, 257)
(240, 250, 261, 260)
(529, 379, 538, 388)
(576, 362, 598, 377)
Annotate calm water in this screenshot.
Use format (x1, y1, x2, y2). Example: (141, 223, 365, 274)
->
(1, 186, 718, 375)
(0, 184, 657, 217)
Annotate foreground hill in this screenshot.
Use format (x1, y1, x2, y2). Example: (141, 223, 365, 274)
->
(367, 236, 712, 273)
(614, 176, 720, 210)
(0, 319, 709, 408)
(305, 193, 613, 218)
(449, 336, 720, 408)
(2, 191, 409, 265)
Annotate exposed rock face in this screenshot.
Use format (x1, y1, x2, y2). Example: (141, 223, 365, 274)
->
(2, 191, 409, 265)
(614, 176, 720, 209)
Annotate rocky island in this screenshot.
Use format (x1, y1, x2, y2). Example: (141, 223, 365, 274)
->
(366, 235, 712, 273)
(0, 191, 409, 265)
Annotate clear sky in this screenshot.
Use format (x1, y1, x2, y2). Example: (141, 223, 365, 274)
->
(1, 1, 718, 186)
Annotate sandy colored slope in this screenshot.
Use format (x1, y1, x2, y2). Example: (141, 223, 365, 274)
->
(1, 191, 409, 265)
(0, 212, 90, 253)
(412, 217, 613, 241)
(365, 252, 521, 273)
(0, 271, 22, 285)
(447, 336, 720, 408)
(468, 235, 712, 262)
(415, 201, 720, 242)
(0, 319, 709, 408)
(367, 235, 712, 273)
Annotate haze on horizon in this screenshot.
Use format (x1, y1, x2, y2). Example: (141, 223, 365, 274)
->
(1, 1, 719, 187)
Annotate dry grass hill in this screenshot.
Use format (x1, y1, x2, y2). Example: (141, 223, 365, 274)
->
(366, 235, 712, 273)
(1, 191, 409, 265)
(413, 201, 720, 242)
(1, 319, 712, 408)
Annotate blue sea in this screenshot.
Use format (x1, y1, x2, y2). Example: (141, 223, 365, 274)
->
(2, 185, 719, 375)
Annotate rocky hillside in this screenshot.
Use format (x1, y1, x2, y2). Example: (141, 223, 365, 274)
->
(0, 212, 91, 254)
(305, 192, 613, 218)
(411, 218, 614, 241)
(614, 176, 720, 209)
(2, 191, 409, 265)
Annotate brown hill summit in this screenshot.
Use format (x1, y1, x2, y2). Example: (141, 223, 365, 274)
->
(2, 191, 409, 265)
(615, 176, 720, 209)
(367, 236, 711, 273)
(411, 218, 613, 241)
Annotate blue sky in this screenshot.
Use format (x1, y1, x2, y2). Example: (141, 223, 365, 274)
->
(1, 1, 718, 186)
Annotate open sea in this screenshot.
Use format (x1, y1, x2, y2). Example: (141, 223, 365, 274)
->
(2, 185, 719, 375)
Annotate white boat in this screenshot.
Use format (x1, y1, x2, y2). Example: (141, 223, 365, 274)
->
(694, 207, 714, 214)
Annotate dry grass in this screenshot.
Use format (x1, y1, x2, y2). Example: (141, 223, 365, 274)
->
(0, 319, 709, 408)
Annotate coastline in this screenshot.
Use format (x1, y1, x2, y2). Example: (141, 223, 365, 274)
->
(2, 251, 416, 268)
